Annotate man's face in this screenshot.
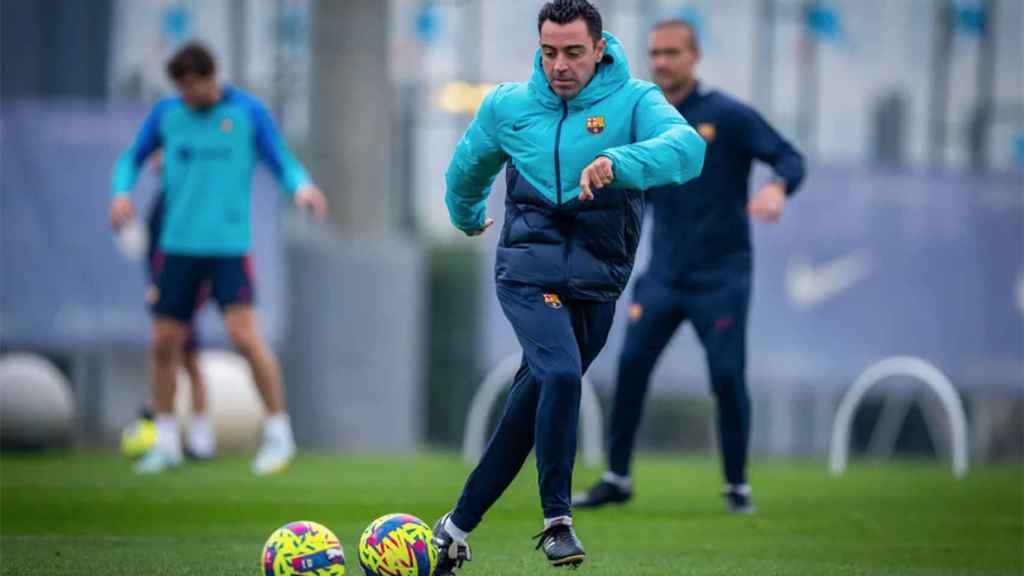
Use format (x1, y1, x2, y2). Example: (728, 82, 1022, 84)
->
(175, 73, 220, 110)
(649, 26, 699, 93)
(540, 18, 606, 100)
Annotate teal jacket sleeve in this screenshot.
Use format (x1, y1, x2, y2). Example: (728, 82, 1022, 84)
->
(444, 88, 509, 233)
(250, 99, 313, 196)
(600, 87, 706, 191)
(111, 101, 167, 197)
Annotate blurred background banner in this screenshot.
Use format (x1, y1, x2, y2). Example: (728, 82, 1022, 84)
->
(481, 166, 1024, 393)
(1, 0, 1021, 460)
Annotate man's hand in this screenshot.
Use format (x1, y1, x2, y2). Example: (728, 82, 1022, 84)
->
(465, 217, 494, 237)
(109, 196, 135, 230)
(578, 156, 615, 201)
(295, 185, 328, 222)
(748, 181, 786, 223)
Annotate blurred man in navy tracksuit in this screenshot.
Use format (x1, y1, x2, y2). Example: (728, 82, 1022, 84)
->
(574, 19, 805, 514)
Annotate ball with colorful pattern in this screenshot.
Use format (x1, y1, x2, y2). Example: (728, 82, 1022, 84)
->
(358, 513, 437, 576)
(262, 521, 346, 576)
(120, 417, 156, 460)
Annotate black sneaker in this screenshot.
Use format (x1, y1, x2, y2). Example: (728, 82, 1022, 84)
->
(571, 479, 632, 509)
(432, 513, 471, 576)
(723, 486, 756, 514)
(183, 447, 214, 462)
(533, 522, 585, 568)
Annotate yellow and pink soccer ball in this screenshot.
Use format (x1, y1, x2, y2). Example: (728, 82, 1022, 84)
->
(120, 417, 156, 459)
(358, 513, 437, 576)
(261, 521, 346, 575)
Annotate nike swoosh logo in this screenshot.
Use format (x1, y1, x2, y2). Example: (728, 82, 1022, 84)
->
(513, 121, 528, 132)
(785, 251, 872, 309)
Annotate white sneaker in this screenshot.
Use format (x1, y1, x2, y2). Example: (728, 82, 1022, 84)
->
(185, 438, 216, 460)
(186, 421, 216, 461)
(251, 435, 295, 476)
(133, 445, 183, 475)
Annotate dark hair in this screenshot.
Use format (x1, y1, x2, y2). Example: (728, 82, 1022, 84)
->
(166, 43, 216, 81)
(653, 19, 700, 51)
(537, 0, 603, 45)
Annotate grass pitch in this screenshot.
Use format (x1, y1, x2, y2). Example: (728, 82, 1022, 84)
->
(1, 452, 1021, 575)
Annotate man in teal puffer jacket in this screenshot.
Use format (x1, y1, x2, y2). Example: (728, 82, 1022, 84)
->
(431, 1, 706, 572)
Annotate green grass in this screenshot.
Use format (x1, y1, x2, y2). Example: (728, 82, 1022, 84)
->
(1, 452, 1021, 575)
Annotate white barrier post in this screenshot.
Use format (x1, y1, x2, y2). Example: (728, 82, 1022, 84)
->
(462, 354, 605, 468)
(829, 356, 969, 478)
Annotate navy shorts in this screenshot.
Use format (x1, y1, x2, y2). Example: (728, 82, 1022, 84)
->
(149, 252, 255, 323)
(146, 195, 203, 349)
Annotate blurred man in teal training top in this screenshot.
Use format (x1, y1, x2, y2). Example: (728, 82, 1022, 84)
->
(430, 1, 706, 572)
(110, 43, 327, 475)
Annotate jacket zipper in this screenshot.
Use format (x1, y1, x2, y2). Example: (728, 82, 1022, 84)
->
(554, 101, 571, 288)
(554, 101, 568, 206)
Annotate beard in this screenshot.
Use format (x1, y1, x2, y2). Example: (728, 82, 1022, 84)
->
(654, 72, 688, 93)
(548, 75, 579, 97)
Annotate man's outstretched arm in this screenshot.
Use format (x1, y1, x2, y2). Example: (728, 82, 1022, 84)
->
(445, 88, 508, 235)
(595, 87, 706, 194)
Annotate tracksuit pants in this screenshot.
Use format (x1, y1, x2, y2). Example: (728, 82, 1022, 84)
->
(607, 273, 752, 485)
(452, 282, 616, 531)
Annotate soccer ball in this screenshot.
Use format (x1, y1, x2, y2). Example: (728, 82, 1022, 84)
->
(358, 513, 437, 576)
(262, 521, 346, 576)
(120, 414, 156, 459)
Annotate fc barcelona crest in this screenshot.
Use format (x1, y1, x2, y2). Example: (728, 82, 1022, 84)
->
(697, 123, 716, 142)
(586, 116, 605, 135)
(543, 293, 563, 310)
